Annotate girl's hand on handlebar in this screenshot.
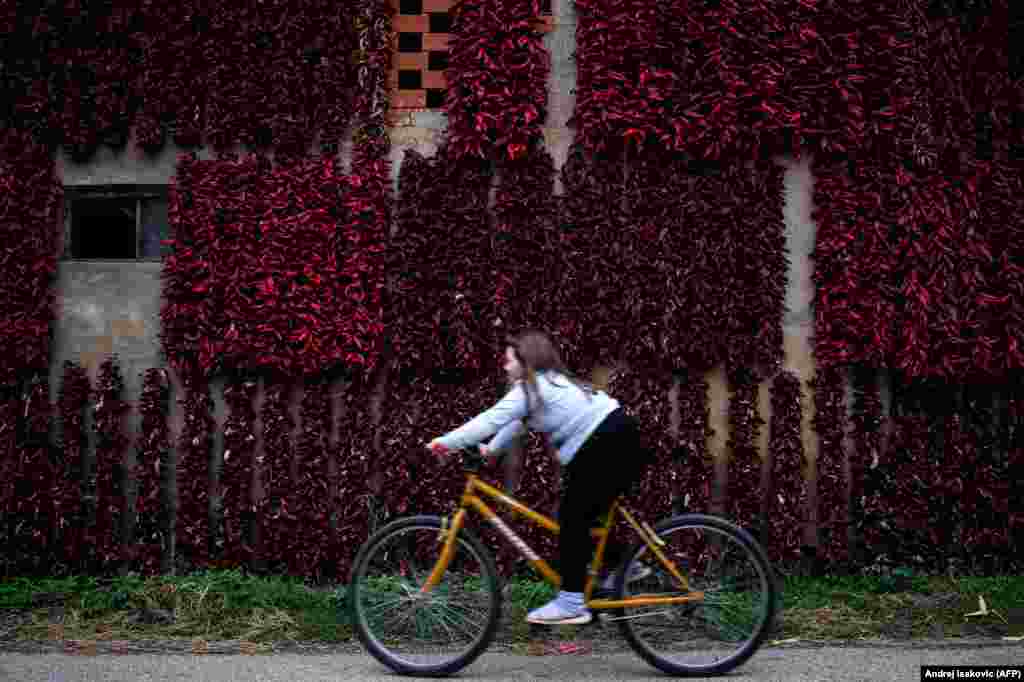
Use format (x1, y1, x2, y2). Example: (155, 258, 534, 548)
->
(426, 440, 450, 458)
(478, 444, 491, 458)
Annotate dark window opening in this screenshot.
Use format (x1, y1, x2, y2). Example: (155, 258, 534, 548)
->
(65, 186, 170, 261)
(72, 198, 137, 260)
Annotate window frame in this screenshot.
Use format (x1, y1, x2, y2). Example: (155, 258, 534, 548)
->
(62, 184, 170, 262)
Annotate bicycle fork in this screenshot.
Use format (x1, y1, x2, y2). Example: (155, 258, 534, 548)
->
(420, 508, 467, 594)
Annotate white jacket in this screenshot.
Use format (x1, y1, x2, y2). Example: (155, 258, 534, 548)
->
(436, 371, 620, 465)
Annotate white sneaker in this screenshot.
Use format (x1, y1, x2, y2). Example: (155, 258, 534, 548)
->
(599, 561, 653, 591)
(526, 593, 593, 625)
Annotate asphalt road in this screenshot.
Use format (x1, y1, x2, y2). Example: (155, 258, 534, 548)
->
(0, 643, 1021, 682)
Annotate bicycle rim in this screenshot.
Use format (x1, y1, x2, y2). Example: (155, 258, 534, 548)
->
(616, 515, 775, 676)
(350, 516, 501, 676)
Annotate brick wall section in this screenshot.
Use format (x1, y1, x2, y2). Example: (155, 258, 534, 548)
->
(388, 0, 554, 112)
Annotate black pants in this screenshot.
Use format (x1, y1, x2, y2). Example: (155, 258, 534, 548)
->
(559, 408, 651, 593)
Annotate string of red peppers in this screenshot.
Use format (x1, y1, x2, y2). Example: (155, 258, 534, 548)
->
(161, 153, 219, 377)
(810, 157, 900, 369)
(622, 153, 722, 372)
(92, 358, 131, 572)
(767, 371, 805, 567)
(1007, 386, 1024, 561)
(675, 374, 713, 516)
(58, 362, 92, 571)
(571, 0, 666, 156)
(335, 374, 382, 576)
(725, 367, 763, 534)
(620, 151, 685, 373)
(389, 149, 493, 374)
(609, 373, 685, 524)
(136, 368, 170, 575)
(444, 0, 549, 160)
(954, 389, 1010, 566)
(258, 381, 297, 573)
(176, 375, 214, 571)
(388, 151, 450, 372)
(553, 146, 628, 369)
(849, 369, 882, 564)
(11, 377, 56, 574)
(290, 379, 334, 578)
(810, 366, 847, 566)
(721, 160, 787, 374)
(219, 374, 258, 569)
(0, 386, 16, 574)
(343, 0, 390, 376)
(490, 148, 560, 342)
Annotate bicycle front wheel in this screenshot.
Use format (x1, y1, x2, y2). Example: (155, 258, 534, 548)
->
(349, 515, 502, 677)
(615, 513, 776, 677)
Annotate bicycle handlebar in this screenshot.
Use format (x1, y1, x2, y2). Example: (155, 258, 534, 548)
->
(453, 447, 506, 473)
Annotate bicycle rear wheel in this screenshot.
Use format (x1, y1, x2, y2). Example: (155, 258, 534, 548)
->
(614, 513, 776, 677)
(349, 515, 501, 677)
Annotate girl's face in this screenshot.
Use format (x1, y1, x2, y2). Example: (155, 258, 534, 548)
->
(503, 346, 524, 381)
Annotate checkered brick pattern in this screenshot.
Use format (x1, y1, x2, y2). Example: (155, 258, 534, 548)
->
(389, 0, 554, 111)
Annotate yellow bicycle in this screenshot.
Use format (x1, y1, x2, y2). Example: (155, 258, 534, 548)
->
(349, 449, 776, 677)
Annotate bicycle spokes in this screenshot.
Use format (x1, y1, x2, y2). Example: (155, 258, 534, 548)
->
(351, 520, 500, 673)
(617, 518, 774, 675)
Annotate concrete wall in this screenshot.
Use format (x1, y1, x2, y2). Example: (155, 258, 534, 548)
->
(52, 0, 824, 539)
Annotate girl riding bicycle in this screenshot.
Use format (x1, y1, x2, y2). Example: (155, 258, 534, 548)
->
(427, 330, 653, 625)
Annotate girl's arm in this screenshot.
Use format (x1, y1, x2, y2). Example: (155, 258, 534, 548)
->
(433, 383, 528, 452)
(485, 419, 526, 454)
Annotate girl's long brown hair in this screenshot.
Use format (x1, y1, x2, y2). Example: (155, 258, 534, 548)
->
(507, 330, 596, 418)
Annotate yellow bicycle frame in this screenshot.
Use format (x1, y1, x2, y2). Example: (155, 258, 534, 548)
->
(420, 471, 704, 610)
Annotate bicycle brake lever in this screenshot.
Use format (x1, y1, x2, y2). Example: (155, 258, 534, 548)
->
(463, 447, 507, 473)
(461, 448, 486, 472)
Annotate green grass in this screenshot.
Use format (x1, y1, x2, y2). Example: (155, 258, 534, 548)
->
(777, 574, 1024, 641)
(1, 569, 1021, 644)
(1, 571, 351, 643)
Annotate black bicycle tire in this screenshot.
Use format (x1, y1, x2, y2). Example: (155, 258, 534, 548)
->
(348, 514, 502, 677)
(614, 513, 777, 677)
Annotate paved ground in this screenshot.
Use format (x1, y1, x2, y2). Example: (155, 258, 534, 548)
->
(0, 642, 1020, 682)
